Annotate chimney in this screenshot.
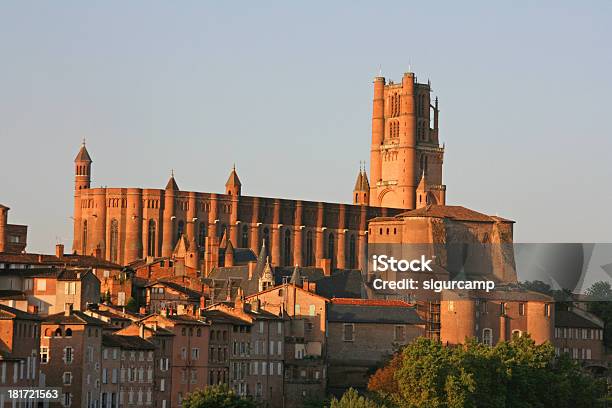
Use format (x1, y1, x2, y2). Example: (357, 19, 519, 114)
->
(139, 306, 146, 315)
(37, 254, 43, 263)
(55, 244, 64, 259)
(64, 303, 73, 316)
(252, 298, 260, 313)
(235, 287, 244, 311)
(139, 324, 145, 338)
(302, 277, 309, 291)
(309, 282, 317, 293)
(248, 261, 257, 280)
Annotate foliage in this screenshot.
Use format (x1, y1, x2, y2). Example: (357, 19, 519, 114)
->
(585, 280, 612, 347)
(330, 388, 386, 408)
(368, 336, 606, 408)
(125, 296, 138, 313)
(181, 384, 258, 408)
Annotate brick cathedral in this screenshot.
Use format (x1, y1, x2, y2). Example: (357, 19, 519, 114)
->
(71, 71, 447, 274)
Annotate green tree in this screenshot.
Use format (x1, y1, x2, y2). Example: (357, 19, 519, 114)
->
(182, 384, 258, 408)
(585, 280, 612, 347)
(368, 336, 606, 408)
(330, 388, 386, 408)
(125, 297, 138, 313)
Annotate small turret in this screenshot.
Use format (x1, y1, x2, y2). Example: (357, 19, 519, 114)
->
(352, 162, 370, 205)
(289, 264, 301, 286)
(224, 239, 235, 267)
(74, 140, 92, 191)
(165, 170, 179, 191)
(225, 165, 242, 196)
(258, 256, 275, 292)
(416, 171, 428, 209)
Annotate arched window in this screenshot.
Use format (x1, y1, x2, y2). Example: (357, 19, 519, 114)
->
(241, 225, 249, 248)
(54, 328, 62, 337)
(176, 221, 185, 243)
(512, 330, 522, 339)
(82, 220, 88, 254)
(482, 328, 493, 346)
(348, 235, 356, 269)
(110, 219, 119, 263)
(198, 222, 207, 248)
(147, 220, 156, 257)
(263, 227, 270, 250)
(306, 231, 314, 267)
(65, 328, 73, 337)
(283, 229, 292, 266)
(327, 233, 335, 268)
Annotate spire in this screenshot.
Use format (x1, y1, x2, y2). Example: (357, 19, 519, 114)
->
(165, 170, 179, 191)
(290, 264, 301, 285)
(258, 256, 275, 291)
(225, 165, 242, 196)
(74, 140, 92, 162)
(353, 162, 370, 192)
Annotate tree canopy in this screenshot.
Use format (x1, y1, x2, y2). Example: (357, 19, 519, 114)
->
(182, 384, 258, 408)
(367, 336, 606, 408)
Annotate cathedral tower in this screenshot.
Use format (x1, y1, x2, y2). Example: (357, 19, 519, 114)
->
(74, 141, 92, 191)
(369, 72, 446, 209)
(352, 163, 370, 205)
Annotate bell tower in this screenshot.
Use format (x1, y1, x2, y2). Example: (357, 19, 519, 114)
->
(368, 71, 445, 209)
(74, 140, 92, 191)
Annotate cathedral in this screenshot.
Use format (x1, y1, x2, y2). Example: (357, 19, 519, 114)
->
(72, 71, 447, 274)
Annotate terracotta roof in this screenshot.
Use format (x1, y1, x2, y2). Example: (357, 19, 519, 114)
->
(43, 310, 107, 326)
(145, 280, 202, 300)
(328, 301, 422, 325)
(555, 310, 603, 329)
(389, 205, 513, 223)
(102, 333, 155, 350)
(331, 298, 414, 307)
(200, 309, 250, 325)
(0, 304, 41, 321)
(0, 252, 122, 269)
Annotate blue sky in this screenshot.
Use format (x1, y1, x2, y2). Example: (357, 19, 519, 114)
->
(1, 1, 611, 253)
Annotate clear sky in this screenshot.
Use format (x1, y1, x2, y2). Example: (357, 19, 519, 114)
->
(1, 1, 610, 253)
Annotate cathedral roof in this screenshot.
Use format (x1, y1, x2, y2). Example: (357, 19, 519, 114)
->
(165, 175, 179, 191)
(394, 205, 513, 223)
(225, 166, 242, 187)
(74, 143, 92, 162)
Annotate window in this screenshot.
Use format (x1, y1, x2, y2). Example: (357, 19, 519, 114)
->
(447, 301, 454, 312)
(394, 325, 406, 341)
(327, 233, 335, 267)
(192, 348, 200, 360)
(23, 278, 33, 291)
(283, 229, 292, 266)
(40, 347, 48, 364)
(241, 225, 249, 248)
(65, 328, 72, 337)
(110, 219, 119, 263)
(512, 330, 522, 338)
(348, 235, 356, 269)
(309, 305, 316, 316)
(343, 323, 354, 342)
(63, 372, 72, 385)
(306, 231, 314, 266)
(82, 220, 88, 254)
(64, 347, 74, 364)
(295, 304, 301, 315)
(482, 328, 493, 346)
(147, 220, 156, 257)
(518, 303, 525, 316)
(64, 282, 76, 295)
(37, 279, 46, 291)
(63, 392, 72, 407)
(545, 303, 551, 317)
(500, 302, 507, 315)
